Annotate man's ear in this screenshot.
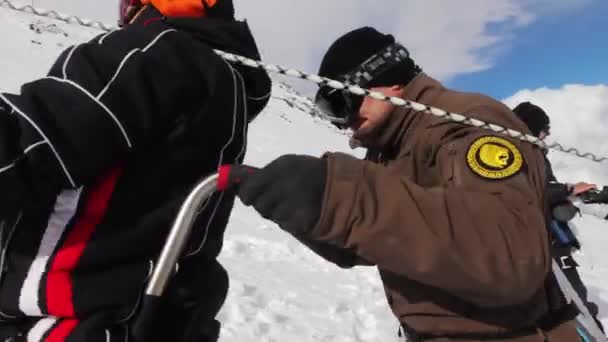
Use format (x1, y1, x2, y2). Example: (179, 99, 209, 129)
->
(387, 84, 407, 97)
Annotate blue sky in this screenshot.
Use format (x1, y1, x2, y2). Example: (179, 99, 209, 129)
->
(449, 1, 608, 100)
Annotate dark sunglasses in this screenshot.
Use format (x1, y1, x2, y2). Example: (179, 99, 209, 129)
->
(541, 125, 551, 137)
(314, 42, 412, 128)
(314, 87, 363, 128)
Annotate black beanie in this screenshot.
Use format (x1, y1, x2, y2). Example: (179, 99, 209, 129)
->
(206, 0, 235, 19)
(317, 27, 420, 88)
(512, 102, 550, 137)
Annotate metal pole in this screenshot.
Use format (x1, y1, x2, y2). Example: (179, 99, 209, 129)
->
(552, 260, 607, 341)
(145, 173, 220, 297)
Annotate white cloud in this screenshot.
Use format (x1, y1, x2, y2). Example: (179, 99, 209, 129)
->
(24, 0, 556, 95)
(234, 0, 536, 94)
(502, 84, 608, 186)
(24, 0, 597, 99)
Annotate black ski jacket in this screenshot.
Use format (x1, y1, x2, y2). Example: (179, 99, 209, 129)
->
(0, 6, 270, 341)
(544, 153, 571, 208)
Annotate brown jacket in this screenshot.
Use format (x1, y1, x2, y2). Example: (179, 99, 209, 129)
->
(301, 74, 581, 341)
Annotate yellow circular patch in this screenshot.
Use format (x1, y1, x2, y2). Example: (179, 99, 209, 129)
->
(466, 136, 523, 179)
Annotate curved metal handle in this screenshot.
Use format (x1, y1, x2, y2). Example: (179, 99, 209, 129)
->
(146, 172, 220, 296)
(144, 164, 258, 297)
(131, 170, 227, 341)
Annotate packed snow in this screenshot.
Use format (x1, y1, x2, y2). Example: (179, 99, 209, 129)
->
(0, 5, 606, 341)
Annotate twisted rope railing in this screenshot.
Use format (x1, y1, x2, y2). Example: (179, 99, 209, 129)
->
(215, 50, 607, 162)
(1, 0, 606, 163)
(0, 0, 116, 31)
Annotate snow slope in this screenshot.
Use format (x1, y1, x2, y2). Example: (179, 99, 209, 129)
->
(216, 84, 399, 341)
(0, 6, 606, 341)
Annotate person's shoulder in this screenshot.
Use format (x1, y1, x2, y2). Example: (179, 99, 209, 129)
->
(411, 75, 521, 132)
(449, 90, 528, 137)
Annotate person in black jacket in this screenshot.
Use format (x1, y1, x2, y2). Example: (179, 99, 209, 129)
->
(512, 101, 604, 332)
(0, 1, 271, 341)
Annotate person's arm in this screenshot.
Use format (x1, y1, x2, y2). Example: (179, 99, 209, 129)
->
(307, 133, 549, 307)
(546, 182, 572, 207)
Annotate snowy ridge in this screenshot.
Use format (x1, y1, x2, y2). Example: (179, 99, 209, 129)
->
(0, 6, 605, 341)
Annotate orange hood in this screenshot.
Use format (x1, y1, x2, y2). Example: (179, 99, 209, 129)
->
(141, 0, 218, 17)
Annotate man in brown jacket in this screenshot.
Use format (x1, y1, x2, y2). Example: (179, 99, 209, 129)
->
(235, 27, 584, 341)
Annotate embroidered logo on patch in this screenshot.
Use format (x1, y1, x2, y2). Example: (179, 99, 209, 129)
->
(466, 136, 523, 179)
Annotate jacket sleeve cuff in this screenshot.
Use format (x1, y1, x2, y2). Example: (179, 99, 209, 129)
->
(309, 152, 363, 246)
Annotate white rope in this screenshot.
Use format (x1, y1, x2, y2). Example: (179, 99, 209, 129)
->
(1, 0, 607, 163)
(215, 50, 608, 163)
(0, 0, 115, 31)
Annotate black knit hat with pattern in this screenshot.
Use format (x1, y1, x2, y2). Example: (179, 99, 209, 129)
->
(317, 26, 421, 88)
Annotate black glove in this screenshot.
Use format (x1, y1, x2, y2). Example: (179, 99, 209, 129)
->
(237, 154, 327, 236)
(579, 186, 608, 204)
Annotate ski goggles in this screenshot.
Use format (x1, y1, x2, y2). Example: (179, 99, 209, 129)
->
(542, 125, 551, 136)
(315, 87, 363, 127)
(314, 42, 411, 127)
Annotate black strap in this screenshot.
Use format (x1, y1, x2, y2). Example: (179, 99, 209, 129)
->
(399, 304, 579, 341)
